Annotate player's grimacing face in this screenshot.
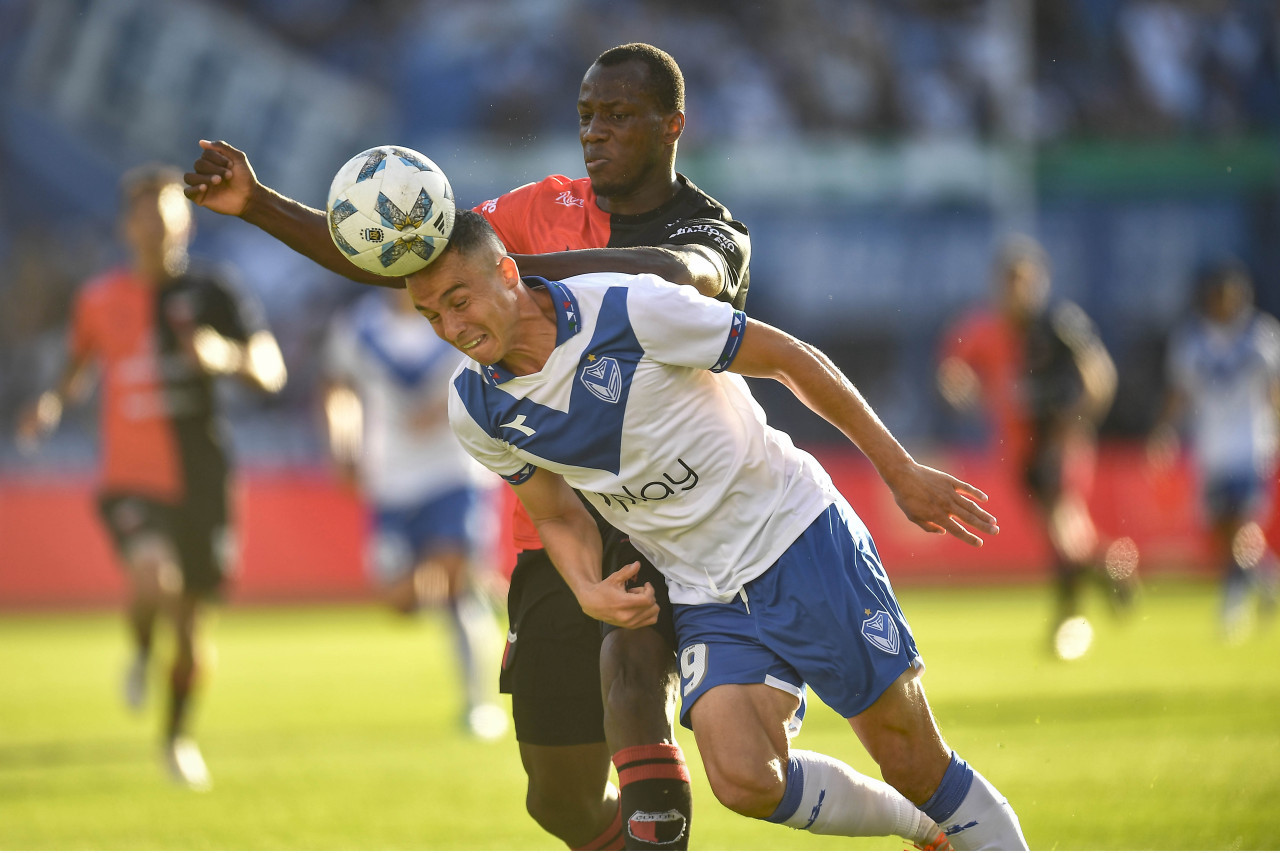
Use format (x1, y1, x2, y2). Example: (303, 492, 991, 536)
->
(407, 250, 516, 365)
(578, 61, 674, 197)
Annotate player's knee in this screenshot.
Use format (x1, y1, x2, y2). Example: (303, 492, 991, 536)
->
(524, 782, 597, 843)
(876, 743, 950, 806)
(704, 762, 784, 819)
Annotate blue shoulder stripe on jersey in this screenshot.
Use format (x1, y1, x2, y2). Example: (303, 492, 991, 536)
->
(711, 310, 747, 373)
(453, 286, 640, 475)
(353, 297, 455, 388)
(481, 277, 583, 385)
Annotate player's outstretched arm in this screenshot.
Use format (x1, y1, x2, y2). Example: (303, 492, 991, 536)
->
(513, 469, 659, 628)
(184, 140, 399, 288)
(730, 319, 999, 547)
(513, 243, 729, 301)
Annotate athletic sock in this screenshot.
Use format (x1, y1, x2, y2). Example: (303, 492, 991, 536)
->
(572, 802, 624, 851)
(764, 749, 938, 844)
(920, 751, 1027, 851)
(447, 589, 495, 711)
(613, 743, 692, 850)
(166, 660, 197, 742)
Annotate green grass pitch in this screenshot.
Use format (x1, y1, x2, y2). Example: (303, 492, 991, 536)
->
(1, 578, 1277, 850)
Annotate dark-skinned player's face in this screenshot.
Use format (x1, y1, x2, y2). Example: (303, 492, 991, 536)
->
(578, 60, 676, 198)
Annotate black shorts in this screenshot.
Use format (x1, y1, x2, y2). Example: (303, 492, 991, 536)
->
(97, 488, 232, 600)
(500, 548, 605, 746)
(599, 525, 678, 652)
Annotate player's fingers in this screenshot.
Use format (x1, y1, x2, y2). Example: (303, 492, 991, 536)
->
(950, 495, 998, 533)
(942, 516, 984, 548)
(611, 561, 642, 585)
(950, 476, 989, 503)
(197, 140, 234, 167)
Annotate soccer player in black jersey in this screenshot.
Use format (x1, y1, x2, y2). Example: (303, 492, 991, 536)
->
(19, 165, 287, 790)
(185, 44, 745, 849)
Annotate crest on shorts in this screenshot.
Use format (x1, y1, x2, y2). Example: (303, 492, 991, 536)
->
(861, 609, 901, 655)
(580, 355, 622, 404)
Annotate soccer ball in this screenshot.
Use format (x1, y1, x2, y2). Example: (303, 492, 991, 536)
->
(326, 145, 456, 277)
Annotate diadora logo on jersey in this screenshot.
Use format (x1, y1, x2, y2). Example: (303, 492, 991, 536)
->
(669, 223, 739, 254)
(554, 190, 585, 208)
(580, 354, 622, 403)
(595, 458, 700, 512)
(861, 609, 901, 655)
(499, 414, 536, 436)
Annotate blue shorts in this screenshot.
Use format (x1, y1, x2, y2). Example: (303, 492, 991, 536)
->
(673, 498, 922, 731)
(367, 486, 487, 584)
(1203, 471, 1273, 523)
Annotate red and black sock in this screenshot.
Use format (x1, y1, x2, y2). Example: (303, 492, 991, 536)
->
(572, 802, 623, 851)
(613, 744, 692, 850)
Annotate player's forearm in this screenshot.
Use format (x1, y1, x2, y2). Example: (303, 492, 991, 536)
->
(240, 185, 401, 287)
(532, 512, 606, 602)
(734, 321, 915, 479)
(512, 246, 725, 300)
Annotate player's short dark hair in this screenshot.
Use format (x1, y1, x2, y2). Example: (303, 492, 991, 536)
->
(594, 43, 685, 114)
(119, 163, 184, 207)
(994, 234, 1048, 275)
(443, 209, 506, 261)
(1195, 256, 1253, 307)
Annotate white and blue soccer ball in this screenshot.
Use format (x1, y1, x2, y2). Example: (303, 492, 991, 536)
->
(326, 145, 456, 277)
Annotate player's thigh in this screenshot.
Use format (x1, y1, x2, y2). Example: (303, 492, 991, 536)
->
(689, 682, 797, 808)
(502, 549, 606, 746)
(97, 493, 182, 594)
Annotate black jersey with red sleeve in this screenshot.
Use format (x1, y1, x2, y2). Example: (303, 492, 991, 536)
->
(475, 173, 750, 551)
(476, 174, 750, 309)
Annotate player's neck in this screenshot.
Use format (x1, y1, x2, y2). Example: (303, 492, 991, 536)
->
(496, 286, 559, 376)
(597, 172, 680, 216)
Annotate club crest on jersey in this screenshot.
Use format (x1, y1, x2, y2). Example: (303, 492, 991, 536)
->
(861, 610, 901, 655)
(580, 355, 622, 404)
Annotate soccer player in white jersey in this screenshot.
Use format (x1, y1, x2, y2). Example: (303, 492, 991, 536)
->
(407, 210, 1027, 850)
(323, 286, 506, 737)
(1151, 260, 1280, 638)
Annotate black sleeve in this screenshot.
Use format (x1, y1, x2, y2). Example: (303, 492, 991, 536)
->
(661, 218, 751, 310)
(195, 266, 265, 344)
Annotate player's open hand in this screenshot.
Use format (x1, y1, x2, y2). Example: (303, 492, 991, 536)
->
(183, 140, 258, 217)
(886, 460, 998, 547)
(578, 562, 659, 629)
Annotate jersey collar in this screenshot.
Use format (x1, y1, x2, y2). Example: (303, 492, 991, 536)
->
(481, 277, 582, 386)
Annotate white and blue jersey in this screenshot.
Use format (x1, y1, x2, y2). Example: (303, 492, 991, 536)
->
(326, 291, 493, 508)
(448, 273, 841, 605)
(1168, 309, 1280, 513)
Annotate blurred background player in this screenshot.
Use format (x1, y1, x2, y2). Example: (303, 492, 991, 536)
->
(16, 164, 287, 789)
(1149, 259, 1280, 640)
(185, 44, 747, 850)
(321, 286, 507, 737)
(937, 235, 1137, 658)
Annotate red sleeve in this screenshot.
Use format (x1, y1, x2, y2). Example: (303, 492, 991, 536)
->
(474, 175, 606, 255)
(68, 280, 102, 363)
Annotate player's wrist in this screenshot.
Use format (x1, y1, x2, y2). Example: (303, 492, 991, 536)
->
(36, 390, 63, 428)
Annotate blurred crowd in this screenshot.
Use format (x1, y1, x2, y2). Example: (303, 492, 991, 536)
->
(223, 0, 1280, 143)
(2, 0, 1278, 470)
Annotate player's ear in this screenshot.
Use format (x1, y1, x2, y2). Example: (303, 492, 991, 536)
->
(498, 254, 521, 288)
(664, 110, 685, 145)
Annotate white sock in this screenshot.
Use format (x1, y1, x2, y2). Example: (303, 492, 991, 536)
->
(448, 589, 496, 709)
(922, 752, 1027, 851)
(766, 749, 940, 845)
